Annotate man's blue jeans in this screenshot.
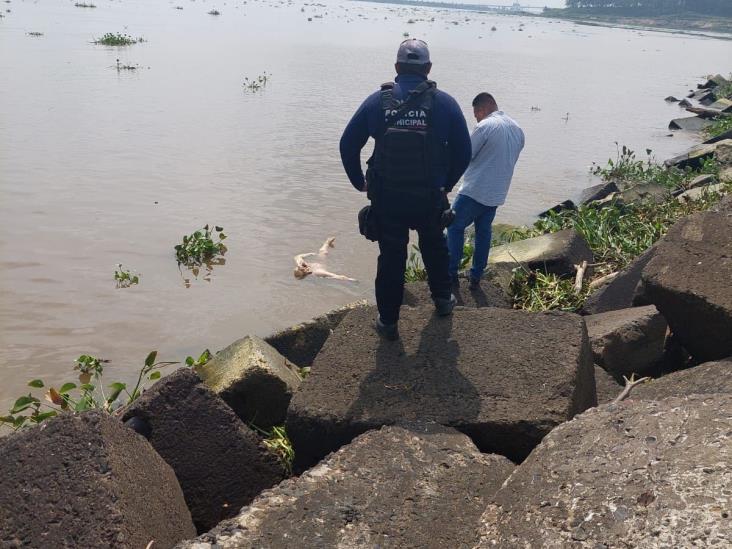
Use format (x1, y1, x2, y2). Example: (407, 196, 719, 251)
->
(447, 193, 498, 281)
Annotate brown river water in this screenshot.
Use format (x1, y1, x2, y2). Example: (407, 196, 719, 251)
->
(0, 0, 730, 412)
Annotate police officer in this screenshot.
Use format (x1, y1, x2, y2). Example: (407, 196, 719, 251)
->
(339, 39, 472, 340)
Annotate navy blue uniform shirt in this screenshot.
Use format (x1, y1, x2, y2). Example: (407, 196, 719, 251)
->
(339, 73, 472, 192)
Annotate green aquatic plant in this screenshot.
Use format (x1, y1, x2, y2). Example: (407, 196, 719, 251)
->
(114, 264, 140, 288)
(185, 349, 212, 368)
(27, 31, 43, 37)
(93, 33, 144, 46)
(115, 58, 141, 71)
(1, 352, 180, 430)
(74, 2, 96, 7)
(174, 224, 227, 267)
(243, 72, 271, 92)
(208, 9, 220, 15)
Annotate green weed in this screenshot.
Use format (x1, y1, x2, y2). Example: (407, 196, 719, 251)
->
(74, 2, 96, 7)
(589, 143, 713, 190)
(174, 225, 227, 267)
(1, 352, 181, 431)
(704, 116, 732, 140)
(208, 9, 220, 15)
(404, 245, 427, 282)
(243, 72, 270, 92)
(510, 269, 588, 312)
(114, 264, 140, 288)
(27, 31, 43, 37)
(249, 424, 294, 475)
(93, 33, 144, 46)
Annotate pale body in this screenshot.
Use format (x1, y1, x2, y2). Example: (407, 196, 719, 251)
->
(294, 237, 357, 281)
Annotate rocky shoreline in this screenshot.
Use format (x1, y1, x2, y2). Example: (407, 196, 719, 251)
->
(1, 76, 732, 548)
(541, 9, 732, 37)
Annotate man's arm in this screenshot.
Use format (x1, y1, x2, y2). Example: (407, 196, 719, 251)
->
(339, 95, 375, 192)
(444, 96, 472, 192)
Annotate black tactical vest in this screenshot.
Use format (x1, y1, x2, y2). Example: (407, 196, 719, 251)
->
(372, 80, 438, 196)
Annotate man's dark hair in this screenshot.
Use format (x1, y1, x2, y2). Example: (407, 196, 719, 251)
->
(395, 62, 431, 76)
(472, 92, 497, 108)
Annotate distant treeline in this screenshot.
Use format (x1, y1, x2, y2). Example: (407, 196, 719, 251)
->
(564, 0, 732, 17)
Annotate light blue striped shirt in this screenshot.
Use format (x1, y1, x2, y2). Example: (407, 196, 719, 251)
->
(458, 111, 525, 207)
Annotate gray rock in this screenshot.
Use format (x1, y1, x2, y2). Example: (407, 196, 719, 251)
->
(197, 335, 301, 429)
(716, 139, 732, 166)
(265, 300, 369, 367)
(664, 96, 679, 102)
(122, 369, 285, 532)
(709, 98, 732, 113)
(582, 246, 656, 315)
(699, 90, 718, 106)
(704, 128, 732, 144)
(538, 199, 575, 218)
(721, 167, 732, 184)
(686, 173, 716, 189)
(489, 229, 594, 278)
(402, 278, 511, 309)
(664, 141, 717, 169)
(619, 182, 672, 205)
(286, 305, 596, 469)
(678, 98, 692, 108)
(642, 210, 732, 361)
(477, 394, 732, 548)
(579, 181, 619, 205)
(594, 364, 622, 405)
(677, 183, 726, 203)
(701, 74, 729, 89)
(714, 192, 732, 212)
(585, 305, 668, 378)
(668, 116, 713, 132)
(0, 411, 196, 549)
(177, 424, 515, 549)
(633, 358, 732, 400)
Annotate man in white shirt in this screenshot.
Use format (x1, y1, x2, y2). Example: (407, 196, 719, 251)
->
(447, 92, 525, 289)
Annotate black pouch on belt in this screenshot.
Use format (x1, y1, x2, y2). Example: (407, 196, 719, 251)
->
(358, 205, 380, 242)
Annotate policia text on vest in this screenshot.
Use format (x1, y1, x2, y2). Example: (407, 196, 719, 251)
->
(339, 39, 471, 340)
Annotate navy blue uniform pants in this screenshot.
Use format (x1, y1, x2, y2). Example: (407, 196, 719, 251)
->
(375, 212, 452, 325)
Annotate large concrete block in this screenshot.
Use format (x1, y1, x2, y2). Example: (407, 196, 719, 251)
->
(402, 279, 511, 309)
(197, 335, 301, 429)
(642, 210, 732, 361)
(488, 229, 593, 277)
(122, 369, 285, 532)
(579, 180, 619, 205)
(585, 305, 668, 378)
(177, 424, 515, 549)
(582, 246, 656, 314)
(664, 141, 717, 170)
(618, 182, 672, 205)
(264, 300, 369, 367)
(0, 411, 195, 549)
(633, 358, 732, 400)
(677, 183, 726, 203)
(286, 305, 595, 469)
(477, 395, 732, 548)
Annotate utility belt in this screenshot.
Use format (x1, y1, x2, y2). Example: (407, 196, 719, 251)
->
(358, 172, 454, 242)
